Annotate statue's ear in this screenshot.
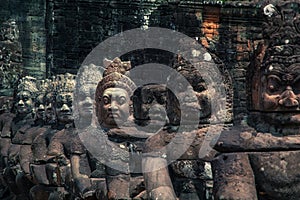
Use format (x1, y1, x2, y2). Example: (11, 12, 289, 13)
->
(103, 58, 113, 69)
(122, 61, 131, 71)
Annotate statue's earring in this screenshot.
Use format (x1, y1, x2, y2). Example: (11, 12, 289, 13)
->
(129, 103, 133, 115)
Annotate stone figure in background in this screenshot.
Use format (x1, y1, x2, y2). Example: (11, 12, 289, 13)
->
(142, 55, 213, 200)
(17, 79, 49, 176)
(212, 1, 300, 199)
(13, 79, 52, 199)
(69, 64, 103, 199)
(43, 73, 76, 199)
(0, 96, 14, 198)
(5, 76, 38, 199)
(30, 78, 57, 191)
(29, 74, 75, 200)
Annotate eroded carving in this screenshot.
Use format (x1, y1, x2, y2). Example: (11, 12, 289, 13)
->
(213, 2, 300, 200)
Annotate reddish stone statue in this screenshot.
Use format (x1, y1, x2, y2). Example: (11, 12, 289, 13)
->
(212, 1, 300, 199)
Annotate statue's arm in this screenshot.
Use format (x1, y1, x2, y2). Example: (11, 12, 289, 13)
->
(143, 156, 177, 200)
(70, 153, 94, 198)
(212, 153, 258, 200)
(142, 132, 177, 200)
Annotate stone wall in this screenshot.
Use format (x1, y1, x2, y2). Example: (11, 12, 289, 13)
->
(0, 0, 46, 79)
(1, 0, 268, 121)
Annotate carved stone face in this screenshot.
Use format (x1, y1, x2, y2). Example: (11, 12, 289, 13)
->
(133, 84, 167, 124)
(167, 84, 201, 125)
(55, 92, 73, 124)
(44, 92, 55, 123)
(261, 64, 300, 111)
(76, 85, 94, 119)
(167, 71, 211, 125)
(34, 94, 45, 120)
(15, 91, 33, 115)
(96, 88, 130, 129)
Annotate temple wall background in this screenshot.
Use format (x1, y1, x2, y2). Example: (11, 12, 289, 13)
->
(0, 0, 270, 121)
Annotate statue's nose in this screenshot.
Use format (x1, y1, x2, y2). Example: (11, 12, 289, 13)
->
(84, 97, 93, 106)
(38, 104, 45, 111)
(18, 99, 24, 106)
(279, 86, 299, 107)
(61, 103, 70, 111)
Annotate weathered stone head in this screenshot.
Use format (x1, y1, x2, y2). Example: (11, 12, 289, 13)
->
(14, 76, 38, 116)
(74, 64, 103, 128)
(33, 79, 51, 123)
(0, 96, 13, 114)
(133, 84, 167, 126)
(95, 58, 136, 129)
(54, 73, 76, 125)
(166, 54, 211, 126)
(248, 1, 300, 134)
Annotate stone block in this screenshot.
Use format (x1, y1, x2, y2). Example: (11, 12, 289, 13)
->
(30, 164, 50, 185)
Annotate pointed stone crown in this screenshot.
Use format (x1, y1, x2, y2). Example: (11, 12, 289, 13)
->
(17, 76, 38, 95)
(55, 73, 76, 94)
(76, 64, 103, 88)
(95, 58, 136, 101)
(261, 1, 300, 70)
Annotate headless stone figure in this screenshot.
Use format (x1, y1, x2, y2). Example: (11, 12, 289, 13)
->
(212, 2, 300, 200)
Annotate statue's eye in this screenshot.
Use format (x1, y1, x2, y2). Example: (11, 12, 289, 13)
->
(268, 83, 280, 94)
(102, 97, 110, 105)
(293, 79, 300, 94)
(56, 102, 63, 108)
(146, 96, 154, 104)
(268, 84, 275, 91)
(118, 96, 126, 105)
(267, 76, 283, 94)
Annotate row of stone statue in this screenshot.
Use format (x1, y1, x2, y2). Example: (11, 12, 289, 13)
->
(0, 55, 214, 200)
(1, 1, 300, 199)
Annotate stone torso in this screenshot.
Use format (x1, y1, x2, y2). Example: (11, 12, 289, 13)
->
(249, 151, 300, 200)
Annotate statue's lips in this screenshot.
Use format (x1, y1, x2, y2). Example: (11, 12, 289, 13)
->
(60, 112, 72, 116)
(17, 106, 26, 110)
(82, 107, 93, 112)
(107, 113, 120, 118)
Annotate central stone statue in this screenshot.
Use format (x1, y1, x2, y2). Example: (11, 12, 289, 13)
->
(72, 58, 154, 200)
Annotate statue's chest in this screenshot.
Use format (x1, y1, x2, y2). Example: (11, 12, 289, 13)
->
(249, 151, 300, 199)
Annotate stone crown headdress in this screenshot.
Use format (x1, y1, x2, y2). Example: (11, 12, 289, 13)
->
(95, 57, 136, 101)
(249, 1, 300, 110)
(17, 76, 38, 95)
(36, 79, 55, 96)
(55, 73, 76, 94)
(103, 57, 131, 77)
(170, 54, 207, 92)
(260, 1, 300, 70)
(76, 64, 103, 89)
